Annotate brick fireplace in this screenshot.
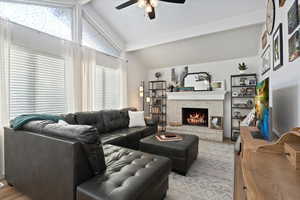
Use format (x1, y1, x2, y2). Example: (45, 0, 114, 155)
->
(166, 91, 227, 142)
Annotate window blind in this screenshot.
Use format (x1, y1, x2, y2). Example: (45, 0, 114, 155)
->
(94, 65, 120, 110)
(9, 45, 65, 119)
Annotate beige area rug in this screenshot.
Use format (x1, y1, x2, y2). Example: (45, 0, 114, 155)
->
(165, 140, 234, 200)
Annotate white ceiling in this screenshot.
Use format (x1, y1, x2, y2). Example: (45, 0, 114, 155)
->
(90, 0, 265, 51)
(129, 24, 263, 69)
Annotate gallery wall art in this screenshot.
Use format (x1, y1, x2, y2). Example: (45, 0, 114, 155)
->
(288, 0, 298, 34)
(289, 30, 300, 62)
(261, 45, 271, 75)
(273, 24, 283, 70)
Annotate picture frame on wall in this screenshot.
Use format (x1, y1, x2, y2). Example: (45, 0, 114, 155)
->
(289, 29, 300, 62)
(262, 31, 268, 50)
(261, 45, 271, 75)
(280, 0, 286, 7)
(273, 24, 283, 70)
(288, 0, 299, 34)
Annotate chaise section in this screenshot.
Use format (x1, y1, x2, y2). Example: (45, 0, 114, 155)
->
(77, 145, 172, 200)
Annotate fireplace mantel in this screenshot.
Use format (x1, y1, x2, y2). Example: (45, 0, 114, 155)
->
(167, 91, 228, 101)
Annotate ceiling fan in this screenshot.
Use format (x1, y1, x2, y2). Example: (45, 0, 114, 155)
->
(116, 0, 186, 20)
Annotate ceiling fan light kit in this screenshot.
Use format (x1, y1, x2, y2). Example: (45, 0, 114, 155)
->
(116, 0, 186, 20)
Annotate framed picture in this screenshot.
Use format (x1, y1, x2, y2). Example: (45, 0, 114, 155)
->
(288, 0, 299, 34)
(280, 0, 286, 7)
(273, 24, 283, 70)
(261, 45, 271, 75)
(289, 29, 300, 62)
(262, 31, 268, 50)
(210, 116, 223, 130)
(211, 80, 226, 91)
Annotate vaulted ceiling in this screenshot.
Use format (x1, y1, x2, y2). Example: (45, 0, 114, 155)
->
(89, 0, 265, 51)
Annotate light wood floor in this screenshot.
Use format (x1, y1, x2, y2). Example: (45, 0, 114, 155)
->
(0, 181, 30, 200)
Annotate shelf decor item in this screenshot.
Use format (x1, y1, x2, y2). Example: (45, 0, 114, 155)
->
(238, 62, 248, 74)
(273, 23, 283, 70)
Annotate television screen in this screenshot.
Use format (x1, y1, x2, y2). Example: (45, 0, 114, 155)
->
(255, 78, 270, 140)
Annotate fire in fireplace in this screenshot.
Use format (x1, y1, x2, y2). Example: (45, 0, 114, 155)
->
(182, 108, 208, 127)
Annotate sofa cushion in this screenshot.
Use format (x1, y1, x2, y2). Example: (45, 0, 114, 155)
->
(77, 145, 172, 200)
(102, 110, 129, 132)
(61, 113, 77, 125)
(75, 111, 106, 134)
(23, 121, 107, 175)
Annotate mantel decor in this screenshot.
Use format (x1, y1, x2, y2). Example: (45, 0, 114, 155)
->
(183, 72, 211, 91)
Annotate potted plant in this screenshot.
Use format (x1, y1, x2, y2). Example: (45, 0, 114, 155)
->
(238, 62, 248, 74)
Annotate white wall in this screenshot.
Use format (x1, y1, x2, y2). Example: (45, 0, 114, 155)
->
(126, 53, 149, 110)
(259, 0, 300, 135)
(148, 56, 260, 138)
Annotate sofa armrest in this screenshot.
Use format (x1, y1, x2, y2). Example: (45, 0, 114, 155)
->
(145, 118, 157, 127)
(4, 128, 94, 200)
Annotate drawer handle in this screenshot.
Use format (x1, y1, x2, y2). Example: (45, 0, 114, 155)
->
(285, 153, 291, 156)
(243, 186, 247, 190)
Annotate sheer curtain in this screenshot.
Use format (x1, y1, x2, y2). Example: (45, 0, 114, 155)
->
(64, 41, 82, 113)
(81, 47, 96, 111)
(119, 58, 128, 108)
(0, 18, 11, 177)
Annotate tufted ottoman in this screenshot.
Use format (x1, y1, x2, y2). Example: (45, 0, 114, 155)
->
(77, 145, 172, 200)
(140, 134, 199, 175)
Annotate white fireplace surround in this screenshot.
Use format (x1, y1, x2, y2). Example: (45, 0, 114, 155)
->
(166, 91, 228, 142)
(167, 91, 227, 101)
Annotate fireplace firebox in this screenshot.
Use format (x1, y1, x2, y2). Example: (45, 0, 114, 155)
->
(182, 108, 208, 127)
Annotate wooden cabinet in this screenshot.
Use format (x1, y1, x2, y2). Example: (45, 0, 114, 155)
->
(234, 127, 300, 200)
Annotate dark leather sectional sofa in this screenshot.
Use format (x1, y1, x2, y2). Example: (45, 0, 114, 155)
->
(4, 108, 172, 200)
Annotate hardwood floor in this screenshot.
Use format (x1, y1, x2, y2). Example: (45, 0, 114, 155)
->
(0, 181, 30, 200)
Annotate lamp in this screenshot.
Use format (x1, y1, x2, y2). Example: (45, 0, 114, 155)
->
(139, 81, 145, 110)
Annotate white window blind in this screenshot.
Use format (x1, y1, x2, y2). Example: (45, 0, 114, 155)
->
(94, 65, 120, 110)
(9, 45, 66, 119)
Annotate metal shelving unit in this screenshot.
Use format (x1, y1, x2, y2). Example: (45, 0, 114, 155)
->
(148, 80, 167, 133)
(231, 73, 257, 141)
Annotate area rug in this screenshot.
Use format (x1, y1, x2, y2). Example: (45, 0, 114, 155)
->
(165, 140, 234, 200)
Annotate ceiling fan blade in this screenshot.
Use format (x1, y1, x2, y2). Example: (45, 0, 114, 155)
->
(159, 0, 186, 3)
(116, 0, 138, 9)
(148, 7, 156, 20)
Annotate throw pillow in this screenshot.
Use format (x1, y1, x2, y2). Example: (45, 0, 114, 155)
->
(128, 111, 146, 128)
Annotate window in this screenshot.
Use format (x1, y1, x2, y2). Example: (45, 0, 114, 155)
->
(82, 18, 121, 57)
(94, 66, 120, 110)
(0, 1, 72, 40)
(9, 45, 65, 119)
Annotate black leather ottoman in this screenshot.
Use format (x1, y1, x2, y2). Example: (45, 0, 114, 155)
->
(140, 134, 199, 175)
